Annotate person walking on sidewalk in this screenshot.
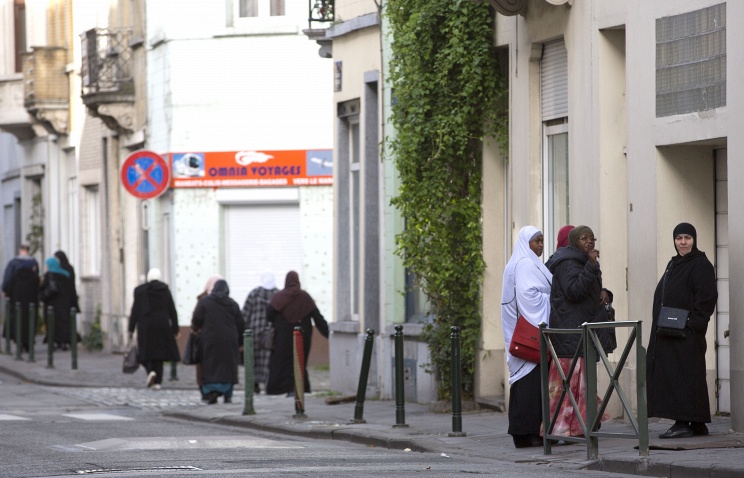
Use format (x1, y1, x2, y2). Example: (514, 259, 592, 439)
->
(191, 279, 244, 404)
(501, 225, 552, 448)
(266, 271, 329, 396)
(648, 222, 717, 439)
(241, 272, 277, 394)
(2, 245, 40, 351)
(192, 274, 223, 400)
(41, 257, 77, 350)
(128, 268, 181, 389)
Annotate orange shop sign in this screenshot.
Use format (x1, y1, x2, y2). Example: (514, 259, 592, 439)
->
(169, 149, 333, 188)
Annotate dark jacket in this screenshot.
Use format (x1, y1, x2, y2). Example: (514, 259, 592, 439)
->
(547, 246, 603, 357)
(647, 250, 717, 422)
(192, 292, 245, 385)
(42, 271, 77, 345)
(266, 306, 329, 395)
(128, 281, 181, 363)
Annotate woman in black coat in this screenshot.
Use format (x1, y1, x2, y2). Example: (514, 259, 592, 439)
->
(41, 257, 77, 350)
(191, 279, 245, 404)
(128, 268, 181, 389)
(648, 223, 717, 439)
(546, 226, 610, 436)
(266, 271, 329, 396)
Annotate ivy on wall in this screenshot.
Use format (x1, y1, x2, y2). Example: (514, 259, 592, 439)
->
(386, 0, 507, 400)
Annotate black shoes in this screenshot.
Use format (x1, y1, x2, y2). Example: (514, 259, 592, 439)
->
(513, 434, 556, 448)
(659, 421, 693, 439)
(206, 391, 220, 405)
(691, 422, 709, 436)
(224, 396, 232, 404)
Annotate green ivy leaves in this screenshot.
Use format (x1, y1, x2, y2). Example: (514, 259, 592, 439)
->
(387, 0, 507, 400)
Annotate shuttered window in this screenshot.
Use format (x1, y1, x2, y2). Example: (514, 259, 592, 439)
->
(541, 39, 568, 121)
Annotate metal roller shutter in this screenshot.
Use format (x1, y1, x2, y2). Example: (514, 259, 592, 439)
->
(541, 39, 568, 121)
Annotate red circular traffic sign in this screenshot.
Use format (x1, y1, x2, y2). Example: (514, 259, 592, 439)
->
(120, 150, 170, 199)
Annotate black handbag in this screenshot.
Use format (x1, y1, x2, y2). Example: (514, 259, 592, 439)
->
(182, 331, 201, 365)
(594, 303, 617, 354)
(657, 306, 689, 338)
(122, 342, 140, 374)
(40, 275, 58, 302)
(657, 262, 689, 339)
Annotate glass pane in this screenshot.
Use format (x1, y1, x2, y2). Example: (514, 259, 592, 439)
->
(548, 131, 569, 251)
(351, 122, 360, 317)
(239, 0, 258, 17)
(270, 0, 285, 16)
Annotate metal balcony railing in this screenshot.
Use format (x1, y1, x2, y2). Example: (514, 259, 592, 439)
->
(539, 320, 649, 460)
(308, 0, 334, 28)
(80, 28, 133, 96)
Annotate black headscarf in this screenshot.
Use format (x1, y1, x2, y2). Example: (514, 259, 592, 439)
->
(672, 222, 698, 254)
(210, 279, 230, 299)
(269, 271, 316, 324)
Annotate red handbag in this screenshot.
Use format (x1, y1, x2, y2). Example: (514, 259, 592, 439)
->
(509, 315, 541, 363)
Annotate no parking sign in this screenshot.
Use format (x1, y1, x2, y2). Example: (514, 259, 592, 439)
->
(120, 150, 170, 199)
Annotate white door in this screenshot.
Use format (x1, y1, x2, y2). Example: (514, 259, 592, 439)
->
(224, 204, 303, 308)
(715, 149, 730, 413)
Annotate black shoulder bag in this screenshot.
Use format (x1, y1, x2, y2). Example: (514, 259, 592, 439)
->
(657, 262, 689, 339)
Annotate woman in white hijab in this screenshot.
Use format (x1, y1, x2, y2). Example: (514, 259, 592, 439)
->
(501, 225, 552, 448)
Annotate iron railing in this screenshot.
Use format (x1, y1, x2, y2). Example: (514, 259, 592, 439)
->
(80, 28, 133, 95)
(308, 0, 334, 28)
(539, 320, 649, 460)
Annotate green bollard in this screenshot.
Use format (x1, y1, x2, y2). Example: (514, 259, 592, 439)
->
(351, 328, 375, 424)
(4, 301, 10, 354)
(292, 326, 307, 418)
(169, 361, 178, 381)
(15, 302, 22, 360)
(448, 326, 466, 437)
(393, 324, 408, 428)
(70, 308, 78, 370)
(46, 306, 55, 369)
(27, 303, 36, 363)
(243, 329, 255, 415)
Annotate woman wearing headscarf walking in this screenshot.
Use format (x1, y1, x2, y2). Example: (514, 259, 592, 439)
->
(242, 272, 278, 394)
(191, 279, 245, 404)
(647, 222, 717, 438)
(546, 225, 611, 438)
(54, 250, 79, 315)
(266, 271, 329, 396)
(501, 225, 553, 448)
(128, 268, 181, 389)
(191, 274, 222, 400)
(41, 256, 77, 350)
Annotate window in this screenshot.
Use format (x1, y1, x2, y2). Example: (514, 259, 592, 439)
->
(238, 0, 285, 17)
(543, 120, 569, 257)
(349, 117, 361, 320)
(83, 186, 100, 276)
(14, 0, 26, 73)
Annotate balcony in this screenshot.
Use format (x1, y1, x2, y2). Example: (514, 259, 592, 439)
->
(303, 0, 334, 58)
(0, 74, 37, 140)
(80, 28, 135, 133)
(22, 46, 69, 136)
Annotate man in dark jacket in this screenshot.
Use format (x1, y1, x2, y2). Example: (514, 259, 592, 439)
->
(128, 268, 181, 389)
(2, 245, 40, 351)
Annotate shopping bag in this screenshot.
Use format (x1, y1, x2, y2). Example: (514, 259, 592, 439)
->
(182, 331, 201, 365)
(122, 343, 140, 374)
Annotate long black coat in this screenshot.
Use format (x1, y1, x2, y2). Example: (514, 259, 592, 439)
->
(42, 271, 77, 345)
(128, 281, 180, 362)
(647, 250, 717, 423)
(547, 246, 603, 357)
(191, 294, 245, 385)
(266, 306, 329, 395)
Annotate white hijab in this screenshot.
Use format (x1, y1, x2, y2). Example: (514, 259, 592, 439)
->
(501, 225, 553, 384)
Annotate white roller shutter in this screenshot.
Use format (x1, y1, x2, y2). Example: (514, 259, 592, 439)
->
(224, 204, 303, 307)
(541, 39, 568, 121)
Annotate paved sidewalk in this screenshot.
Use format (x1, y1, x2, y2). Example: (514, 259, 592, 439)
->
(1, 344, 743, 477)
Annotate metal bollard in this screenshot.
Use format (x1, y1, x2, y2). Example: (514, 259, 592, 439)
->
(70, 308, 78, 370)
(448, 326, 466, 437)
(393, 324, 408, 428)
(46, 306, 55, 369)
(351, 328, 375, 424)
(292, 326, 307, 418)
(169, 361, 178, 381)
(15, 302, 22, 360)
(27, 303, 36, 363)
(4, 301, 10, 354)
(243, 329, 255, 415)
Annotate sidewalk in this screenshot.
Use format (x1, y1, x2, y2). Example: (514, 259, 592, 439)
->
(1, 344, 743, 477)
